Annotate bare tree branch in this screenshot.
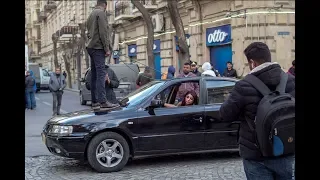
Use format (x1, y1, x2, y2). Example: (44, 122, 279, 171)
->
(167, 0, 190, 70)
(131, 0, 155, 78)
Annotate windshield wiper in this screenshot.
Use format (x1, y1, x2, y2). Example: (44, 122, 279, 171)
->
(119, 97, 129, 107)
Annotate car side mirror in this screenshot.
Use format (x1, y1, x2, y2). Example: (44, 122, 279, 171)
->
(150, 99, 163, 108)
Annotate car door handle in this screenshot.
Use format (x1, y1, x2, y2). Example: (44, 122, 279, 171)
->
(193, 117, 202, 122)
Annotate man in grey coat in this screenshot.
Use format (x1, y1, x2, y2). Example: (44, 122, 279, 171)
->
(49, 68, 66, 116)
(86, 0, 118, 110)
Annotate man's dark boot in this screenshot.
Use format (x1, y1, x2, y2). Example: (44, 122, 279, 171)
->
(100, 101, 119, 109)
(92, 102, 101, 110)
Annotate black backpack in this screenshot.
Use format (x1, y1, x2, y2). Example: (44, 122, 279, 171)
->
(244, 71, 295, 157)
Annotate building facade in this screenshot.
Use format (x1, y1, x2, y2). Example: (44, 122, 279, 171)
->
(26, 0, 295, 87)
(111, 0, 295, 77)
(25, 0, 42, 63)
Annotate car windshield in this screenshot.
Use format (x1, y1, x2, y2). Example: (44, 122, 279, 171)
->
(120, 81, 165, 108)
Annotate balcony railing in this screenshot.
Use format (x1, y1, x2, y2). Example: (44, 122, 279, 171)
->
(33, 20, 41, 26)
(132, 0, 157, 13)
(30, 51, 41, 59)
(44, 1, 57, 11)
(39, 11, 47, 21)
(114, 1, 135, 21)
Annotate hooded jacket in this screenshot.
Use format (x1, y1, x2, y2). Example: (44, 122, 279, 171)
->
(167, 65, 176, 79)
(220, 62, 295, 160)
(25, 70, 37, 91)
(201, 62, 216, 77)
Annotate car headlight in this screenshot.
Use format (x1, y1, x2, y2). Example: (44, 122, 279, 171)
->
(49, 125, 73, 135)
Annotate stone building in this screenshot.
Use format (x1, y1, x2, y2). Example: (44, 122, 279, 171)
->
(111, 0, 295, 78)
(25, 0, 42, 63)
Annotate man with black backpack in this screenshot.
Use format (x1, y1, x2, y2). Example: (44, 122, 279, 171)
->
(220, 42, 295, 180)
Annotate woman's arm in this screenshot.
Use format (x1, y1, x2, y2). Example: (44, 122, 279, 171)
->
(164, 103, 177, 108)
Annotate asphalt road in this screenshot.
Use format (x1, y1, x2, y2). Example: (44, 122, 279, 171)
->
(25, 90, 88, 157)
(25, 90, 246, 180)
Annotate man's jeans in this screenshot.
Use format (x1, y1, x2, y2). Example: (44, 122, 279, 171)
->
(52, 91, 63, 115)
(86, 48, 106, 103)
(25, 88, 36, 109)
(243, 155, 295, 180)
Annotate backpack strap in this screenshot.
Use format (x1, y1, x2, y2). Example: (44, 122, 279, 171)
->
(244, 74, 271, 96)
(275, 71, 288, 93)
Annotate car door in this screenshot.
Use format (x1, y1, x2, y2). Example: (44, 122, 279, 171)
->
(135, 80, 206, 153)
(203, 80, 239, 150)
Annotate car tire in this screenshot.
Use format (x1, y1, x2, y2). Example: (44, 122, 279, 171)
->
(87, 132, 130, 173)
(80, 92, 86, 105)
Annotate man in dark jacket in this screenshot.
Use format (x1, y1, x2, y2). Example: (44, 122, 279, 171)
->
(49, 68, 67, 116)
(86, 0, 118, 110)
(191, 61, 201, 76)
(25, 70, 37, 110)
(136, 66, 153, 87)
(86, 65, 119, 104)
(222, 61, 237, 78)
(220, 42, 295, 180)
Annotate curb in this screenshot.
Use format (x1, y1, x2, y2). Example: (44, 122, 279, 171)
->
(65, 88, 80, 93)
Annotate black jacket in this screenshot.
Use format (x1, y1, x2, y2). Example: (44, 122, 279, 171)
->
(220, 63, 295, 160)
(86, 66, 119, 104)
(86, 7, 110, 52)
(223, 68, 237, 78)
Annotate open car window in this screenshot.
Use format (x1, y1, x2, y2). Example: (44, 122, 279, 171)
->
(206, 80, 235, 104)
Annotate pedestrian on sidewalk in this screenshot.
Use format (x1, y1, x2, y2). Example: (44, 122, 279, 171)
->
(191, 61, 201, 76)
(63, 71, 67, 79)
(222, 61, 238, 78)
(49, 67, 66, 116)
(220, 42, 295, 180)
(25, 70, 37, 110)
(201, 62, 217, 77)
(86, 0, 118, 111)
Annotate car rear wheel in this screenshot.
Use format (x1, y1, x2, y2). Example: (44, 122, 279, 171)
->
(87, 132, 130, 173)
(80, 92, 86, 105)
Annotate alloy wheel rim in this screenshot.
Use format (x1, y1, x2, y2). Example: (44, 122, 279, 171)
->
(95, 139, 124, 168)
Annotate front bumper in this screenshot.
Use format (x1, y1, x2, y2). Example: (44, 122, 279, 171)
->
(41, 133, 87, 159)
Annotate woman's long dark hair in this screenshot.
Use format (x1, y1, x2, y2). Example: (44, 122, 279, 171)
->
(181, 90, 198, 106)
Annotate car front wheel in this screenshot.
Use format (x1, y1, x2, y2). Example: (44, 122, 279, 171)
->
(87, 132, 130, 173)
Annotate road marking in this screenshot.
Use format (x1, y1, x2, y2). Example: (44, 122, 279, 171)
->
(35, 97, 40, 100)
(42, 101, 68, 113)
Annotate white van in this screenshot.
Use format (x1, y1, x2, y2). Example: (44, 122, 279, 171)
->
(28, 63, 51, 92)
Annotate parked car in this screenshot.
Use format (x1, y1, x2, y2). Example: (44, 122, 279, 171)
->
(41, 76, 240, 173)
(79, 63, 140, 105)
(28, 63, 51, 92)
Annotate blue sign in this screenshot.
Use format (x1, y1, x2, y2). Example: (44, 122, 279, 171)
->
(206, 24, 232, 46)
(278, 31, 290, 36)
(128, 44, 137, 57)
(112, 50, 119, 59)
(175, 34, 190, 51)
(153, 39, 161, 53)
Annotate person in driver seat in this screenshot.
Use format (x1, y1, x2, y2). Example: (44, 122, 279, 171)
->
(164, 90, 198, 108)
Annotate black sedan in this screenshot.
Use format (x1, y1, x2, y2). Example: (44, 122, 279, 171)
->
(41, 76, 240, 173)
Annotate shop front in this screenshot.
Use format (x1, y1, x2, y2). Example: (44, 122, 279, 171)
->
(206, 24, 232, 75)
(153, 39, 162, 79)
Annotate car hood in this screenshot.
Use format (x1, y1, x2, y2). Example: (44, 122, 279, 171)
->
(47, 107, 134, 125)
